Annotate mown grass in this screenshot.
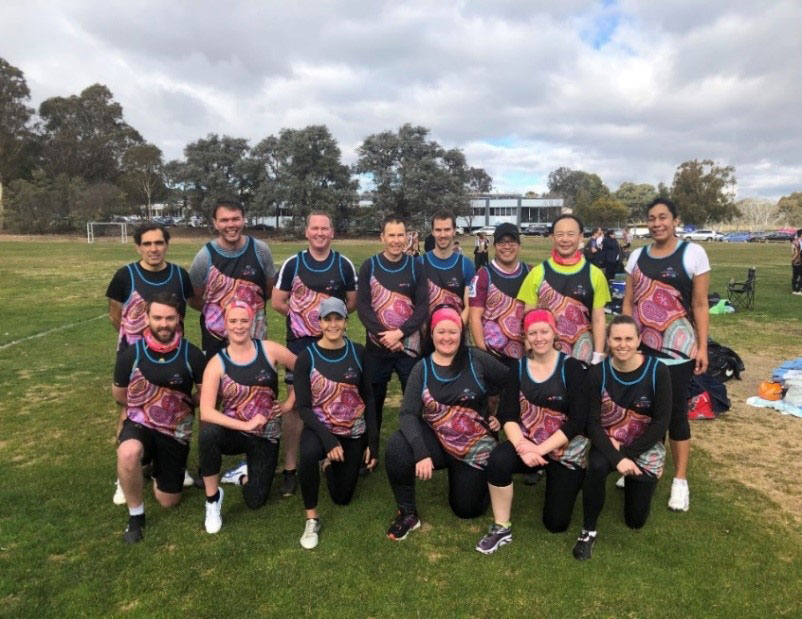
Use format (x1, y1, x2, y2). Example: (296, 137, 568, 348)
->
(0, 236, 800, 618)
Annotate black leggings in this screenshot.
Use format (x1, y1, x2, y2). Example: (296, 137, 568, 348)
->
(299, 428, 366, 510)
(487, 441, 585, 533)
(367, 352, 417, 436)
(385, 425, 489, 519)
(793, 265, 802, 292)
(198, 424, 279, 510)
(667, 359, 694, 441)
(582, 448, 657, 531)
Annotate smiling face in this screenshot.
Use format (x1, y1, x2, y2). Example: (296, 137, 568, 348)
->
(647, 203, 677, 243)
(381, 221, 407, 259)
(136, 228, 168, 269)
(214, 206, 245, 245)
(551, 217, 582, 258)
(224, 307, 253, 344)
(607, 322, 641, 363)
(525, 321, 556, 355)
(494, 234, 520, 266)
(432, 217, 455, 251)
(305, 214, 334, 253)
(147, 302, 180, 343)
(319, 313, 346, 342)
(432, 320, 461, 356)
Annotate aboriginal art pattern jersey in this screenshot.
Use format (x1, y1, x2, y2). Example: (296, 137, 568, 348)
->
(420, 352, 496, 469)
(217, 340, 281, 441)
(365, 254, 421, 356)
(114, 339, 205, 444)
(630, 242, 697, 360)
(201, 237, 268, 344)
(305, 340, 366, 438)
(538, 260, 595, 363)
(277, 250, 356, 341)
(514, 354, 590, 470)
(597, 357, 666, 478)
(469, 262, 530, 360)
(106, 262, 191, 352)
(419, 251, 474, 313)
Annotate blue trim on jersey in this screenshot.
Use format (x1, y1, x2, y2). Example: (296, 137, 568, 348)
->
(427, 356, 461, 383)
(424, 251, 460, 271)
(125, 264, 135, 304)
(469, 352, 485, 394)
(142, 339, 182, 365)
(311, 340, 349, 363)
(488, 261, 528, 280)
(350, 340, 362, 371)
(183, 340, 192, 375)
(220, 340, 259, 367)
(177, 267, 187, 302)
(525, 352, 562, 385)
(300, 250, 336, 273)
(652, 357, 658, 392)
(374, 254, 409, 273)
(421, 358, 428, 396)
(130, 339, 142, 379)
(518, 357, 524, 381)
(208, 236, 251, 259)
(337, 254, 345, 283)
(560, 356, 567, 388)
(608, 356, 654, 386)
(133, 262, 175, 287)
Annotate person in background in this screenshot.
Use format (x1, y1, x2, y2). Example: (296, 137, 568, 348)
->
(601, 229, 621, 282)
(454, 241, 462, 254)
(474, 232, 490, 269)
(424, 232, 436, 253)
(792, 230, 802, 295)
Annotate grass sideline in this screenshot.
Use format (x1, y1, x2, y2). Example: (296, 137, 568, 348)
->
(1, 237, 801, 617)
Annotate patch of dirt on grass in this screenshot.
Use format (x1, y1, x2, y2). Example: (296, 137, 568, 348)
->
(693, 352, 802, 524)
(119, 600, 140, 612)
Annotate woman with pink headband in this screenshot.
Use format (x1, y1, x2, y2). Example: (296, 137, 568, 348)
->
(475, 308, 590, 554)
(198, 300, 297, 534)
(384, 304, 510, 541)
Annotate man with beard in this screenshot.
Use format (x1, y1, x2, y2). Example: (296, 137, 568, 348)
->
(222, 211, 356, 497)
(106, 222, 196, 504)
(189, 197, 277, 359)
(112, 296, 205, 544)
(517, 214, 610, 365)
(418, 211, 475, 324)
(357, 214, 429, 440)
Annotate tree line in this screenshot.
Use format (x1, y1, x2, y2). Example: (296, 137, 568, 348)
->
(2, 56, 800, 234)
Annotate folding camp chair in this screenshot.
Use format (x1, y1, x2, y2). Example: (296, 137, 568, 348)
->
(727, 267, 755, 310)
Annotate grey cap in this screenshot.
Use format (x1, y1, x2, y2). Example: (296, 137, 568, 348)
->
(318, 296, 348, 318)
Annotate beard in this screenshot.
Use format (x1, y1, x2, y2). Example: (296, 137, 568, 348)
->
(153, 326, 176, 343)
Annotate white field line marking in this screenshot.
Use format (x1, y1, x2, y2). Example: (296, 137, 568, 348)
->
(0, 314, 106, 350)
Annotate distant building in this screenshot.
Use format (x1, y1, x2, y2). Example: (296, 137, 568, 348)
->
(459, 194, 565, 231)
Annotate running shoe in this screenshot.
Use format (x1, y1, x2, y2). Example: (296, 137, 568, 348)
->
(221, 461, 247, 485)
(668, 479, 690, 512)
(572, 530, 596, 561)
(300, 518, 321, 549)
(123, 514, 145, 544)
(204, 488, 224, 534)
(183, 470, 198, 488)
(615, 476, 626, 490)
(113, 479, 126, 505)
(280, 470, 297, 497)
(386, 511, 420, 541)
(475, 524, 512, 555)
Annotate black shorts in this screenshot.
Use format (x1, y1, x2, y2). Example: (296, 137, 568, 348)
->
(284, 336, 318, 385)
(118, 419, 189, 494)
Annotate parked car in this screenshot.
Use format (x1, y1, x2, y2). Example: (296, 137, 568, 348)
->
(683, 229, 723, 242)
(747, 231, 770, 243)
(475, 226, 497, 236)
(722, 231, 751, 243)
(763, 230, 795, 242)
(522, 223, 550, 236)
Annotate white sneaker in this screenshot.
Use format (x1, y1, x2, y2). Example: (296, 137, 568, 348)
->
(300, 518, 320, 549)
(183, 470, 196, 487)
(668, 479, 690, 512)
(221, 461, 247, 485)
(205, 488, 224, 534)
(615, 476, 625, 490)
(113, 479, 126, 505)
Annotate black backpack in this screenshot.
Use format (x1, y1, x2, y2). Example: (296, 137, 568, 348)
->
(706, 338, 745, 382)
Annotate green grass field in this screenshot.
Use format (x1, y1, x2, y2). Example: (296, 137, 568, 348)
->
(1, 236, 801, 618)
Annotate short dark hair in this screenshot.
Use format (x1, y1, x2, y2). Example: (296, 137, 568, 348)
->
(212, 197, 245, 220)
(549, 214, 583, 235)
(381, 214, 406, 233)
(606, 314, 639, 339)
(645, 197, 678, 218)
(134, 223, 170, 245)
(146, 292, 181, 315)
(431, 211, 456, 229)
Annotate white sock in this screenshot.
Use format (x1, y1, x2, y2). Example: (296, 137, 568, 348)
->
(672, 478, 688, 488)
(129, 504, 144, 517)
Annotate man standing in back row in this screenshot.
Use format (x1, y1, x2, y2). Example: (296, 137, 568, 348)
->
(517, 214, 610, 365)
(189, 197, 277, 359)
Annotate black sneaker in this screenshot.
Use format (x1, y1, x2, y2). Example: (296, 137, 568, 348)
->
(386, 511, 421, 541)
(523, 470, 544, 486)
(123, 514, 145, 544)
(572, 530, 596, 561)
(475, 523, 512, 554)
(280, 470, 297, 497)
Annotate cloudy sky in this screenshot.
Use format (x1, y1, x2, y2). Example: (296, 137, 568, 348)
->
(5, 0, 801, 198)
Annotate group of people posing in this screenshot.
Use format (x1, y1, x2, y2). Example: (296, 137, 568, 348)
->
(107, 196, 710, 560)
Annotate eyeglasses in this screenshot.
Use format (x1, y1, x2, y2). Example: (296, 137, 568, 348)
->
(495, 239, 519, 247)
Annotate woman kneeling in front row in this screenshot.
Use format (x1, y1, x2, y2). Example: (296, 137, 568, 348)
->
(476, 309, 589, 554)
(572, 315, 671, 560)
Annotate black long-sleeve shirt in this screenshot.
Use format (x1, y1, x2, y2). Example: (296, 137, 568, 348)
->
(399, 348, 510, 463)
(585, 359, 671, 466)
(293, 343, 379, 458)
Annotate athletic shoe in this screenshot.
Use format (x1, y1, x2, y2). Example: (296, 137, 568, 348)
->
(615, 476, 626, 490)
(221, 461, 247, 485)
(523, 470, 544, 486)
(572, 530, 596, 561)
(113, 479, 126, 505)
(475, 524, 512, 555)
(204, 488, 224, 534)
(123, 514, 145, 544)
(386, 511, 421, 541)
(300, 518, 321, 549)
(183, 470, 198, 488)
(668, 479, 690, 512)
(280, 470, 297, 497)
